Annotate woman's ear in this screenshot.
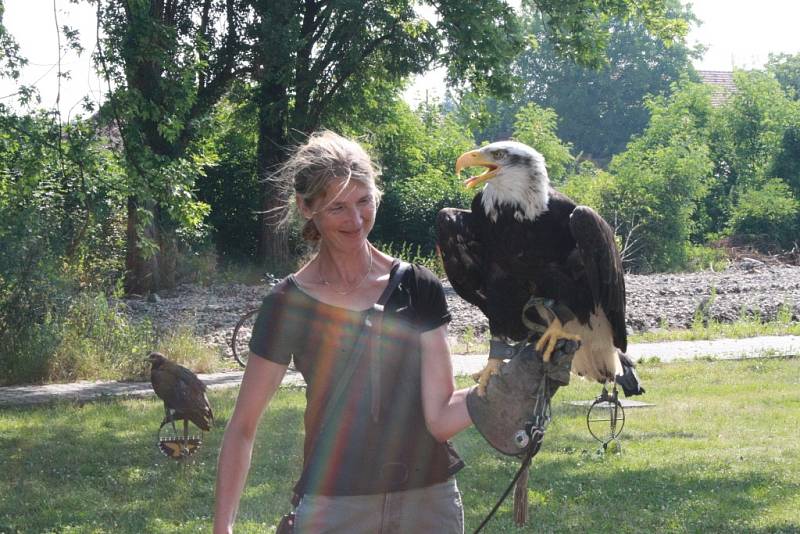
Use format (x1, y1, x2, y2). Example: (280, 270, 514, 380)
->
(297, 193, 313, 219)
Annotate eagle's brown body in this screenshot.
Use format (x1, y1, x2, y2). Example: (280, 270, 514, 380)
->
(148, 352, 213, 431)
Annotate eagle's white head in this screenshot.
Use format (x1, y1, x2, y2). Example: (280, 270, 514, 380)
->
(456, 141, 550, 222)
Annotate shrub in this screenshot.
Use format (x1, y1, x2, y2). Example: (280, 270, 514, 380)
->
(47, 293, 154, 382)
(374, 241, 445, 278)
(727, 178, 800, 248)
(684, 244, 730, 272)
(376, 169, 471, 252)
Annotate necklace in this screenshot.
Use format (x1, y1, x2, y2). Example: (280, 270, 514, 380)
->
(318, 246, 373, 296)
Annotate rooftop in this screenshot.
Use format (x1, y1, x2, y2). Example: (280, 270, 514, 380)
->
(697, 70, 737, 106)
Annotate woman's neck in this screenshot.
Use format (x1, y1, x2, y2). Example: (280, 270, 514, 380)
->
(292, 243, 396, 311)
(316, 243, 373, 294)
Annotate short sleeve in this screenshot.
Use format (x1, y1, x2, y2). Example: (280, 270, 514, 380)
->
(248, 279, 296, 365)
(408, 264, 451, 332)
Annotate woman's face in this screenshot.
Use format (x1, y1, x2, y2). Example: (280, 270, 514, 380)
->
(301, 179, 377, 251)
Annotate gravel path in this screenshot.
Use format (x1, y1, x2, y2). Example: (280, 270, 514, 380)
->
(119, 258, 800, 356)
(5, 258, 798, 406)
(3, 335, 797, 407)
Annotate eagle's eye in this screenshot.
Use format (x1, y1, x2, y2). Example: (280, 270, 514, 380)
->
(490, 149, 507, 160)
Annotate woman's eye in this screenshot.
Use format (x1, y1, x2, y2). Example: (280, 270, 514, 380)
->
(328, 206, 344, 213)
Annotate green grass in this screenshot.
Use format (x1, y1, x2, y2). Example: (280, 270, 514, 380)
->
(2, 358, 799, 533)
(449, 308, 800, 355)
(630, 304, 800, 343)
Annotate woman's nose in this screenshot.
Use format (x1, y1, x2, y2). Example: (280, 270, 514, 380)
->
(344, 205, 363, 224)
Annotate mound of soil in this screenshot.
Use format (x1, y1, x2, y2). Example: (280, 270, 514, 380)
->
(122, 259, 800, 355)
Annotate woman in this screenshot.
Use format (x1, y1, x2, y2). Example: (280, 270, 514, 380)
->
(213, 130, 473, 533)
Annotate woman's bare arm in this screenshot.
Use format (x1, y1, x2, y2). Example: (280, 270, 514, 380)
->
(213, 356, 287, 534)
(420, 325, 473, 442)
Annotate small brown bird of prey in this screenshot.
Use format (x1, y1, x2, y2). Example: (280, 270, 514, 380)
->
(147, 352, 213, 458)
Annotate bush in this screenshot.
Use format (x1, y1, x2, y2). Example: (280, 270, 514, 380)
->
(49, 293, 155, 382)
(376, 169, 472, 251)
(684, 244, 730, 272)
(1, 287, 226, 385)
(728, 178, 800, 248)
(374, 241, 445, 278)
(369, 100, 475, 250)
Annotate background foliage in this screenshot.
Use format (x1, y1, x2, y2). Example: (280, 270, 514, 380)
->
(2, 1, 800, 383)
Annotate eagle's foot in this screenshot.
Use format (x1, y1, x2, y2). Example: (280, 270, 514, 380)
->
(534, 319, 581, 362)
(472, 359, 504, 397)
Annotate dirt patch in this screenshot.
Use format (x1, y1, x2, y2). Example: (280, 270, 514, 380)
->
(121, 260, 800, 355)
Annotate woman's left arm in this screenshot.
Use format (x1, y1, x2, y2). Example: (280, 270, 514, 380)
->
(420, 324, 473, 442)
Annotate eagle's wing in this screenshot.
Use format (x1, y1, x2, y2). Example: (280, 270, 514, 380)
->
(569, 206, 627, 352)
(436, 208, 487, 313)
(174, 363, 207, 393)
(152, 362, 213, 430)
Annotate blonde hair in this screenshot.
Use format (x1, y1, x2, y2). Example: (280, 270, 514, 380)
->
(275, 130, 381, 241)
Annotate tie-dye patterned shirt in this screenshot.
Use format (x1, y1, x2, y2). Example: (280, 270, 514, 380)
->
(249, 262, 464, 496)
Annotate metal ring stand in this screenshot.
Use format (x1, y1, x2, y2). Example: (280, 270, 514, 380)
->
(231, 308, 259, 368)
(586, 385, 626, 452)
(156, 420, 204, 460)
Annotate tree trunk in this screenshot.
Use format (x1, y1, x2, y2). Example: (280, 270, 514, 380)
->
(254, 94, 290, 266)
(254, 3, 294, 266)
(125, 196, 160, 294)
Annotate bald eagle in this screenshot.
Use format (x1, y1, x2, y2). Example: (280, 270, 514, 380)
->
(436, 141, 643, 396)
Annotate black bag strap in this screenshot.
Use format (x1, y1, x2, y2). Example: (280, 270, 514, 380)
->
(291, 260, 411, 502)
(320, 260, 408, 424)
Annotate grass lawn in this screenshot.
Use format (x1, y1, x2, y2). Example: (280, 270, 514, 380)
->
(1, 357, 799, 533)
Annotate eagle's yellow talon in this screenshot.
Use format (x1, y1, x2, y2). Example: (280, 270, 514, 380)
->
(472, 359, 503, 397)
(535, 319, 581, 362)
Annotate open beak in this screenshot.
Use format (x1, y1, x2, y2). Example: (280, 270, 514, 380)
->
(456, 149, 500, 189)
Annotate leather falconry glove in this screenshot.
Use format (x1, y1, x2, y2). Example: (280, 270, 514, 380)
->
(467, 338, 580, 457)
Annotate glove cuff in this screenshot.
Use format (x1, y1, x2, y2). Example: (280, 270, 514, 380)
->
(488, 339, 517, 360)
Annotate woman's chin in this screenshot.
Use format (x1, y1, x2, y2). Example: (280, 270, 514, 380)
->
(327, 232, 367, 250)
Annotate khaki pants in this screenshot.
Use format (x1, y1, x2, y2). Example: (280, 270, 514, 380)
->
(294, 478, 464, 534)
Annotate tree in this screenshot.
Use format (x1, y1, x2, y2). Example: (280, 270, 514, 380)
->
(0, 0, 25, 82)
(248, 0, 687, 264)
(248, 0, 521, 264)
(728, 178, 800, 249)
(600, 81, 714, 271)
(769, 124, 800, 198)
(460, 0, 696, 166)
(92, 0, 249, 293)
(196, 85, 260, 263)
(767, 52, 800, 100)
(512, 102, 574, 184)
(367, 98, 475, 249)
(705, 70, 800, 237)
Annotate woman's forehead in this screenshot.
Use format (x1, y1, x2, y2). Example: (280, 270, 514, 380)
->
(323, 179, 372, 202)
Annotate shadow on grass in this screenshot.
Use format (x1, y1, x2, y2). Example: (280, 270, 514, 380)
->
(3, 358, 800, 533)
(0, 389, 306, 533)
(455, 425, 799, 533)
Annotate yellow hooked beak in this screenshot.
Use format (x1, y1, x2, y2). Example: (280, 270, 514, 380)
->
(456, 149, 500, 189)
